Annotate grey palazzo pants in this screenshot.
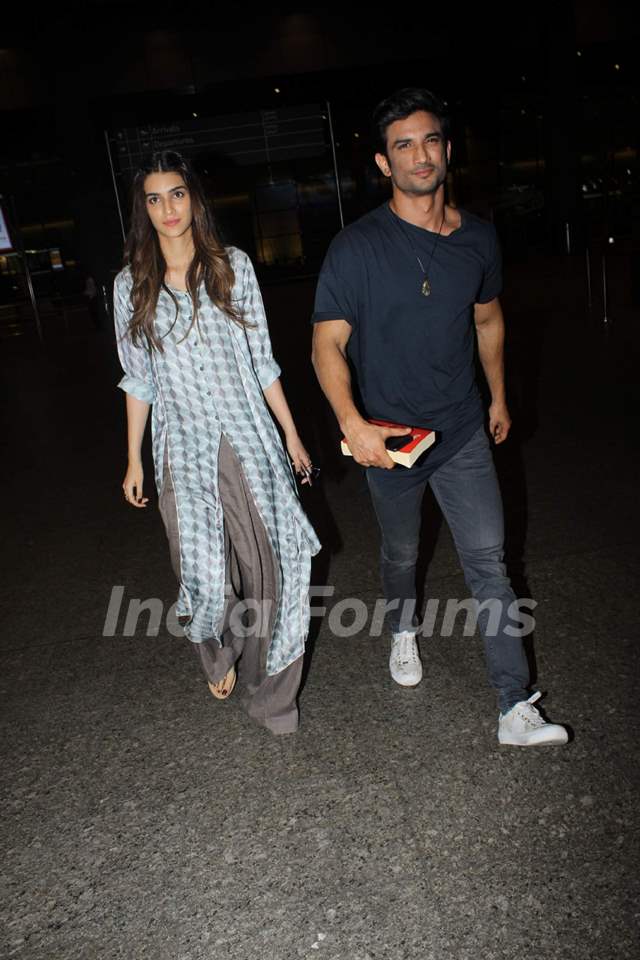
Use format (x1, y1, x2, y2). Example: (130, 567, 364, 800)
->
(158, 433, 302, 734)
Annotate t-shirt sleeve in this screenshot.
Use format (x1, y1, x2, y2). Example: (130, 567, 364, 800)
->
(311, 233, 359, 328)
(476, 225, 503, 304)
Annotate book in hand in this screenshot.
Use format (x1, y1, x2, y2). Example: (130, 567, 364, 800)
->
(341, 419, 436, 468)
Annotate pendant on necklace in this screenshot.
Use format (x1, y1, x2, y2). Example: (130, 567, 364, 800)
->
(421, 277, 432, 297)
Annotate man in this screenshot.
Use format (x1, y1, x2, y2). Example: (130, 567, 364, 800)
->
(311, 88, 567, 746)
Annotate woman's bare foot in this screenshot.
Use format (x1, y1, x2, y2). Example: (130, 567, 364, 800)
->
(207, 665, 237, 700)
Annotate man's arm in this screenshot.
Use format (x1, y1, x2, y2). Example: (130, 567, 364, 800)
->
(474, 296, 511, 444)
(311, 320, 409, 469)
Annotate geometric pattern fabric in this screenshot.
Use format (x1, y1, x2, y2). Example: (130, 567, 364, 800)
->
(113, 248, 321, 674)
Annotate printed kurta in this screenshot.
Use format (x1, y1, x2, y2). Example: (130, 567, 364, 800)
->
(113, 247, 321, 675)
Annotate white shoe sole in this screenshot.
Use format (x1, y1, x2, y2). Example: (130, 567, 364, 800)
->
(498, 729, 569, 747)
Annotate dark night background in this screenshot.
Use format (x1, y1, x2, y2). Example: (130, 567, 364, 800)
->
(1, 3, 639, 959)
(1, 1, 638, 303)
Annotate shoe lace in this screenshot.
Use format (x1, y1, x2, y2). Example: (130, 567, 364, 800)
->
(394, 633, 419, 665)
(514, 692, 546, 727)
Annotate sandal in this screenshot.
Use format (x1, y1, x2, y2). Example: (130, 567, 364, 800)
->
(207, 665, 237, 701)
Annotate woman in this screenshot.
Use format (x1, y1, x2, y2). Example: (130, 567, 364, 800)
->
(114, 150, 321, 734)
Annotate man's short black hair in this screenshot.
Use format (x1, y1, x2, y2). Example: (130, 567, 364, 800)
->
(372, 87, 450, 156)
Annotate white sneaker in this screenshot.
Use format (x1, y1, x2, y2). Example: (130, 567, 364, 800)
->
(498, 692, 568, 746)
(389, 631, 423, 687)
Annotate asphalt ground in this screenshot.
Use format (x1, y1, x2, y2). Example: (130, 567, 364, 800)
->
(1, 250, 638, 959)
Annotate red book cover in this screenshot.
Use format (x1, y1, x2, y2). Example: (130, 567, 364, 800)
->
(341, 419, 436, 467)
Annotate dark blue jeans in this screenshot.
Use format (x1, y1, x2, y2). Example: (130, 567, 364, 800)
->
(366, 425, 530, 712)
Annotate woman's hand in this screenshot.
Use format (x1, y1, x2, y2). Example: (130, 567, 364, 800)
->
(123, 459, 149, 508)
(286, 431, 313, 484)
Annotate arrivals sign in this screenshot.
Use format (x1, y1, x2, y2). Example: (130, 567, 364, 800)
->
(112, 105, 327, 176)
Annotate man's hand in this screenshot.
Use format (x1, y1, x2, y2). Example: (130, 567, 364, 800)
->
(488, 400, 511, 444)
(344, 418, 411, 469)
(311, 321, 410, 467)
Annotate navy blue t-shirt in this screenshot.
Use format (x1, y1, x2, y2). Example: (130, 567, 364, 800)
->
(312, 202, 502, 474)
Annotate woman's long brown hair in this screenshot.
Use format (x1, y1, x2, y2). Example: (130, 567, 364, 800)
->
(123, 150, 247, 351)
